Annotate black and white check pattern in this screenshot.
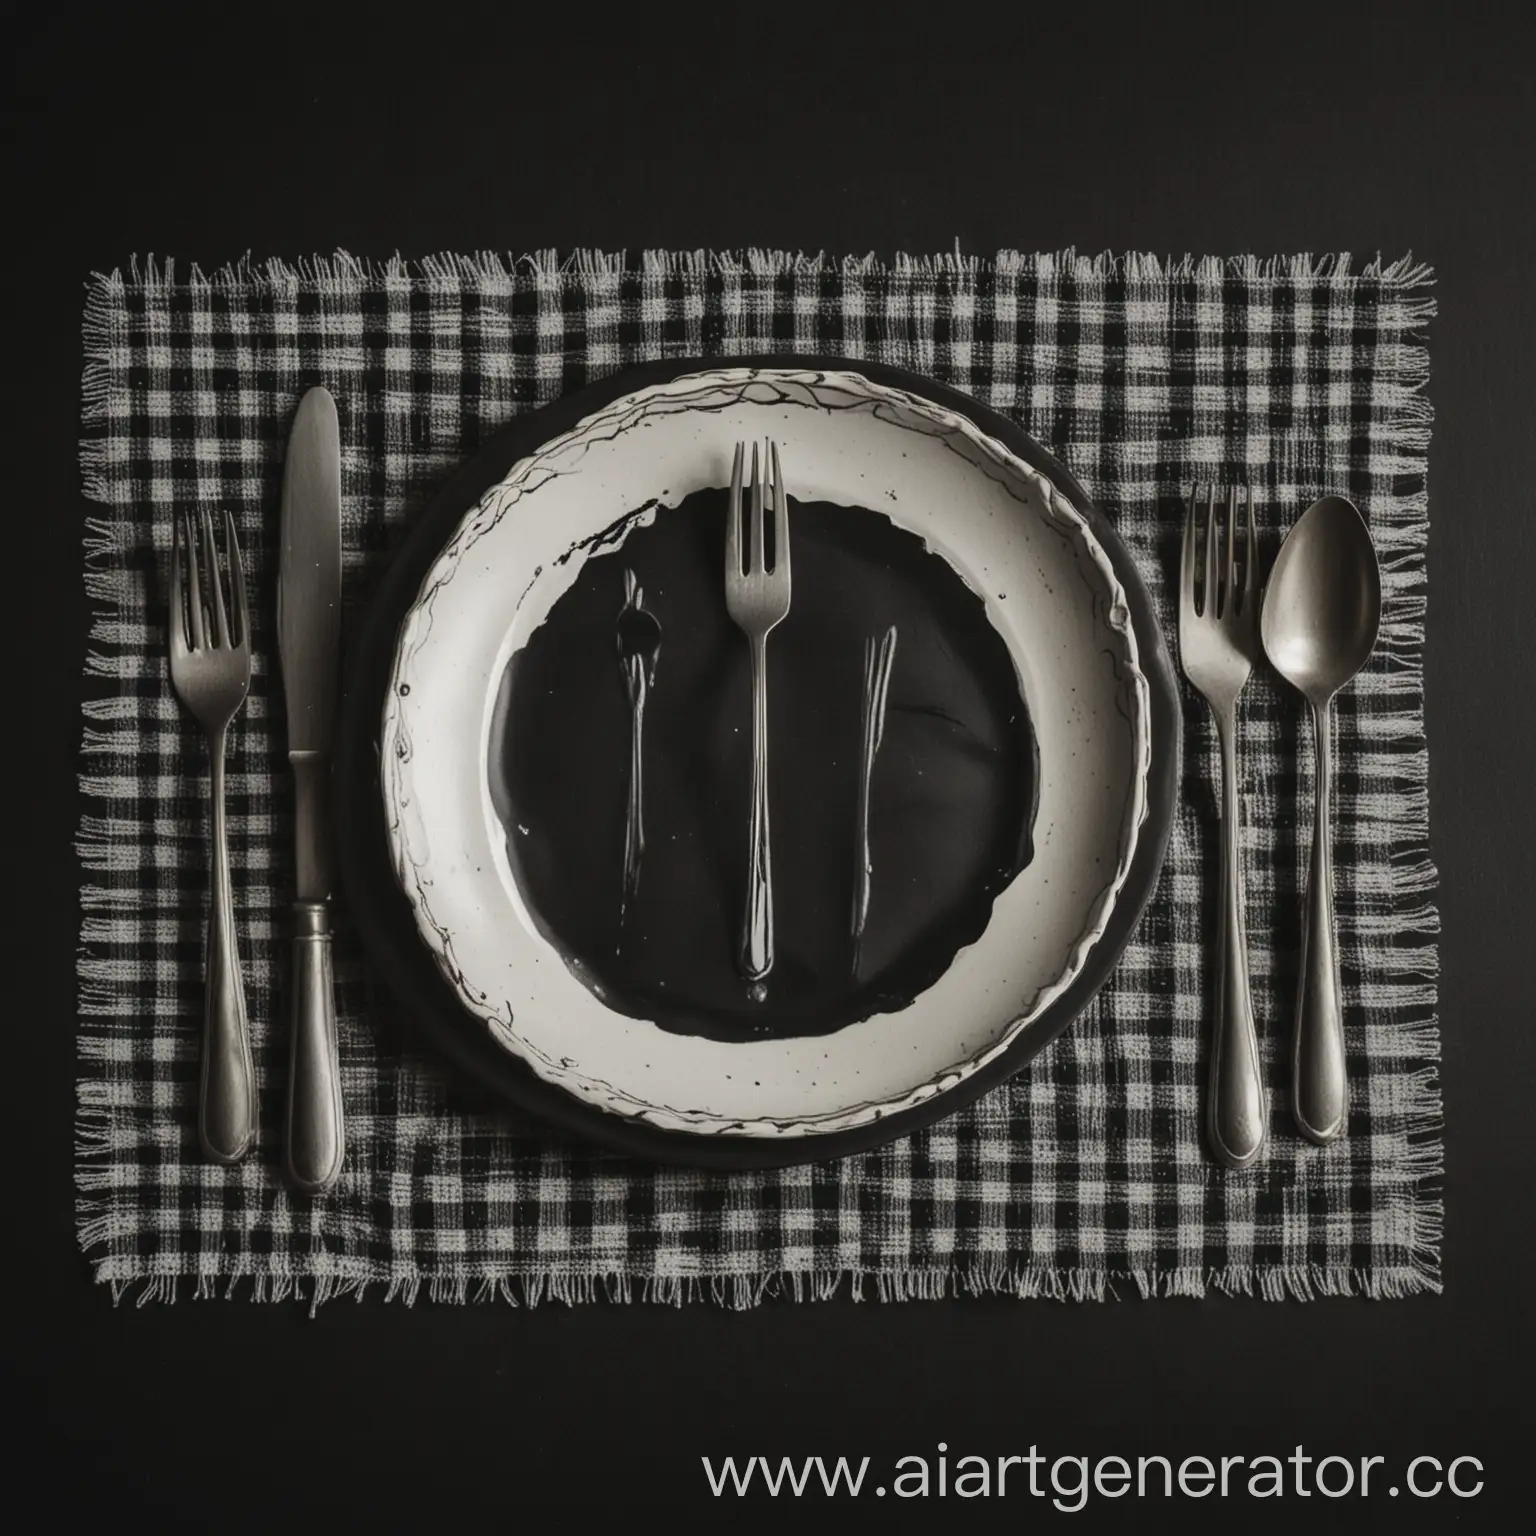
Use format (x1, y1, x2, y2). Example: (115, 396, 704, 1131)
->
(77, 250, 1440, 1305)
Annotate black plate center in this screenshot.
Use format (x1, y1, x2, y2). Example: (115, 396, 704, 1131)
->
(488, 488, 1039, 1042)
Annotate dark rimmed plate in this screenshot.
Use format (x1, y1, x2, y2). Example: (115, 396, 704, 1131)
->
(335, 356, 1179, 1168)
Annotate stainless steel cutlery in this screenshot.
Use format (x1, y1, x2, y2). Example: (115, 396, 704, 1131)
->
(725, 439, 792, 985)
(278, 386, 346, 1194)
(1182, 483, 1382, 1164)
(169, 509, 256, 1164)
(167, 397, 1377, 1179)
(171, 388, 346, 1192)
(1179, 485, 1268, 1170)
(1262, 495, 1382, 1145)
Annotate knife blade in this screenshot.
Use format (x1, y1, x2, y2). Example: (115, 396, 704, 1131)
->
(278, 384, 345, 1194)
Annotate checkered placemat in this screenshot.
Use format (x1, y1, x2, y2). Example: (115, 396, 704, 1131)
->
(77, 249, 1440, 1305)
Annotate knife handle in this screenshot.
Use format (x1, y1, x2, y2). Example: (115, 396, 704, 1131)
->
(285, 900, 344, 1194)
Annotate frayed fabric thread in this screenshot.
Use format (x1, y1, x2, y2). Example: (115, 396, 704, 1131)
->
(92, 246, 1436, 290)
(95, 1260, 1445, 1317)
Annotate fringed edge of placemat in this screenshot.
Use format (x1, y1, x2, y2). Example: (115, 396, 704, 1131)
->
(86, 1258, 1446, 1317)
(75, 249, 1442, 1307)
(75, 245, 1435, 301)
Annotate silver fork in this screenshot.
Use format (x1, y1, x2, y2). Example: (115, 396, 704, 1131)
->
(169, 510, 256, 1164)
(725, 440, 792, 982)
(1179, 484, 1267, 1169)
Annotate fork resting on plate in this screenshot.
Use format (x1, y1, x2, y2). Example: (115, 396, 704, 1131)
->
(725, 440, 792, 984)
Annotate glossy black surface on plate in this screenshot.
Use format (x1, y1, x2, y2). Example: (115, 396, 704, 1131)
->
(334, 356, 1181, 1168)
(489, 486, 1039, 1043)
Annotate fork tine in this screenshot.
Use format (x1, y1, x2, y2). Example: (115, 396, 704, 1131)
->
(1226, 487, 1239, 614)
(1181, 485, 1199, 611)
(727, 442, 744, 580)
(184, 513, 208, 650)
(1243, 483, 1258, 605)
(170, 513, 189, 655)
(770, 440, 789, 580)
(1202, 482, 1219, 618)
(749, 440, 764, 574)
(201, 509, 230, 648)
(225, 510, 249, 649)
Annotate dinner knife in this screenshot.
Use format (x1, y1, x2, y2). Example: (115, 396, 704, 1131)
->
(278, 385, 345, 1194)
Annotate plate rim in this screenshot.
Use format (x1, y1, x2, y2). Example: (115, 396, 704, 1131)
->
(380, 364, 1152, 1134)
(334, 354, 1181, 1169)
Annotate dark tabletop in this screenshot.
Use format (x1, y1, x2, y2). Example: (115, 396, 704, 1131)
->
(9, 3, 1535, 1527)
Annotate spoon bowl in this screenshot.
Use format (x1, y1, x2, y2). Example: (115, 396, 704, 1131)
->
(1261, 495, 1381, 704)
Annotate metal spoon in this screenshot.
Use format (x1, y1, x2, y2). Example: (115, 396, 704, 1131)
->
(1260, 495, 1381, 1145)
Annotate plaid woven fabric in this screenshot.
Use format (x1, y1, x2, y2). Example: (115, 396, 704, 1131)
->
(77, 249, 1440, 1305)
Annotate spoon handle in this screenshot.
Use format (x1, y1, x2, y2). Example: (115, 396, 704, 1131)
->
(1209, 710, 1267, 1169)
(1294, 699, 1348, 1143)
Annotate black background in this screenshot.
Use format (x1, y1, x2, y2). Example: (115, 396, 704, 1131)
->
(7, 2, 1534, 1527)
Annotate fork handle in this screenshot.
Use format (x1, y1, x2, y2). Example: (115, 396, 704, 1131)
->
(285, 901, 344, 1194)
(740, 635, 774, 981)
(1293, 698, 1347, 1144)
(1209, 711, 1267, 1169)
(199, 729, 257, 1164)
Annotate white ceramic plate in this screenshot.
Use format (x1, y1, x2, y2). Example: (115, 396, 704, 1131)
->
(381, 367, 1151, 1137)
